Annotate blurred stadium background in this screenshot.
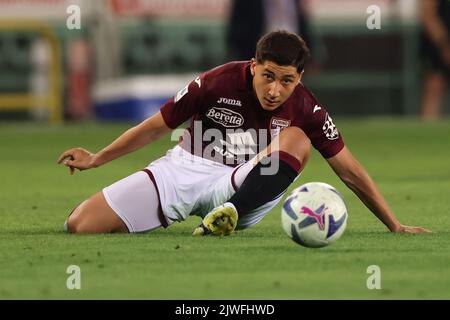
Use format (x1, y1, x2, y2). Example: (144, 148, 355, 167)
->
(0, 0, 447, 124)
(1, 1, 450, 300)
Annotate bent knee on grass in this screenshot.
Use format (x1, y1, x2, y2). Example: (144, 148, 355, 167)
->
(259, 127, 311, 165)
(66, 192, 129, 234)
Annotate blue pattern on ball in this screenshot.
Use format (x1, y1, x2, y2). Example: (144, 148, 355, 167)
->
(326, 212, 347, 239)
(283, 197, 298, 220)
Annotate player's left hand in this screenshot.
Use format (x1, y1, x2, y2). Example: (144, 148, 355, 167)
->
(392, 225, 432, 234)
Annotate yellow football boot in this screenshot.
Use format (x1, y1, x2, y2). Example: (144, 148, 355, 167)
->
(192, 203, 238, 236)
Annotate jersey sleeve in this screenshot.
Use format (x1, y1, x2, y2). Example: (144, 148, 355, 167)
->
(302, 104, 345, 159)
(160, 73, 206, 129)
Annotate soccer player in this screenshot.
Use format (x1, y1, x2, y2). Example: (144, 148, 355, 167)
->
(58, 30, 430, 236)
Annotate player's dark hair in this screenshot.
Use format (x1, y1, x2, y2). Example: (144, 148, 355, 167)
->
(255, 30, 310, 72)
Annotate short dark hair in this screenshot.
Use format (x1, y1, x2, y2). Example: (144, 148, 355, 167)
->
(255, 30, 310, 73)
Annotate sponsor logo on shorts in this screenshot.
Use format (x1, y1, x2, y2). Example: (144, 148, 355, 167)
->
(206, 107, 244, 128)
(217, 97, 242, 107)
(270, 117, 291, 138)
(323, 113, 339, 140)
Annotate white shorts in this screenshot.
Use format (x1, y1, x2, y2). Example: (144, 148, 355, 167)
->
(103, 145, 284, 232)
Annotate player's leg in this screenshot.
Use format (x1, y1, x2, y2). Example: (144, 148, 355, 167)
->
(234, 125, 311, 186)
(420, 71, 446, 120)
(66, 170, 166, 234)
(267, 126, 310, 166)
(196, 127, 311, 235)
(66, 192, 129, 233)
(229, 125, 311, 216)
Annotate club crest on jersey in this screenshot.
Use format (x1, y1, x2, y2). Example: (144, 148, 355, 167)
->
(217, 97, 242, 107)
(206, 107, 244, 128)
(323, 113, 339, 140)
(270, 117, 291, 138)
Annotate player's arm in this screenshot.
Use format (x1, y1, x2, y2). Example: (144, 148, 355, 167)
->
(57, 111, 171, 174)
(326, 146, 431, 233)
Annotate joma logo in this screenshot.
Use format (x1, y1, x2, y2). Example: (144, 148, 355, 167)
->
(217, 97, 242, 107)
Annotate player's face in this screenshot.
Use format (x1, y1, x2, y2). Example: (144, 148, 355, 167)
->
(250, 59, 302, 111)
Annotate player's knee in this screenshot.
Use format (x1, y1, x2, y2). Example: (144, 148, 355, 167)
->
(276, 127, 311, 164)
(67, 215, 98, 234)
(66, 207, 83, 233)
(66, 204, 95, 234)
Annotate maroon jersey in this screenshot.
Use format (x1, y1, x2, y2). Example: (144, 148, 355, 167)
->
(160, 61, 344, 167)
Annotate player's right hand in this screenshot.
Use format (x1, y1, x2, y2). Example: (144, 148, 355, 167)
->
(57, 147, 97, 175)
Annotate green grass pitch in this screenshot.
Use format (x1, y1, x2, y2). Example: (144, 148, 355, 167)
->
(0, 118, 449, 299)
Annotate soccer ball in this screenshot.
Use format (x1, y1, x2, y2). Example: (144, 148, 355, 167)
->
(281, 182, 348, 248)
